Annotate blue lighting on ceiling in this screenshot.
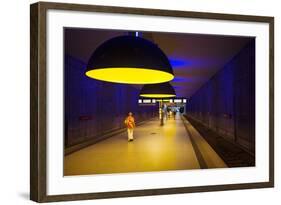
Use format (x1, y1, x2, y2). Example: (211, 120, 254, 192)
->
(172, 77, 188, 82)
(168, 57, 214, 69)
(169, 58, 191, 67)
(172, 76, 207, 85)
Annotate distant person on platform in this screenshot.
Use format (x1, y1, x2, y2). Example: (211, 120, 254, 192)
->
(173, 110, 177, 120)
(124, 112, 136, 142)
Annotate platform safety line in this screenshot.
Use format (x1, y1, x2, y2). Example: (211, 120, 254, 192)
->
(181, 116, 208, 169)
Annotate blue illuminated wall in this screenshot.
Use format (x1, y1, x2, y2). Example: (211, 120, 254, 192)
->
(64, 55, 157, 147)
(186, 39, 255, 154)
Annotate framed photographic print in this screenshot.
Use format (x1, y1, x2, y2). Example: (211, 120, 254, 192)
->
(30, 1, 274, 202)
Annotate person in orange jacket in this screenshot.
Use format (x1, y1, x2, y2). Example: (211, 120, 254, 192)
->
(124, 112, 135, 141)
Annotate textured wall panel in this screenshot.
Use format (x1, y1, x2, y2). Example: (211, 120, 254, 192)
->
(186, 40, 255, 154)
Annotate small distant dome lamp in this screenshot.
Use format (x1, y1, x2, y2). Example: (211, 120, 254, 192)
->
(140, 82, 176, 98)
(85, 35, 174, 84)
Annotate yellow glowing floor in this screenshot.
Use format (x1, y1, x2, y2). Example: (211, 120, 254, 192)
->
(64, 114, 224, 176)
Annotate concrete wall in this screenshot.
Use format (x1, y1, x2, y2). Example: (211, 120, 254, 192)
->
(186, 40, 255, 154)
(64, 55, 158, 148)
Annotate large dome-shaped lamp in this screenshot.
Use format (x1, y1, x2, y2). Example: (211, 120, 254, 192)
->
(139, 82, 176, 98)
(139, 82, 176, 126)
(85, 35, 174, 84)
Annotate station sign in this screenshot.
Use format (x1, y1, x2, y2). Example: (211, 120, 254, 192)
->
(138, 98, 187, 105)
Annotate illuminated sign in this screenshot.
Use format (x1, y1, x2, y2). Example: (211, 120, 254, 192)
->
(173, 99, 182, 103)
(138, 98, 188, 104)
(143, 99, 152, 103)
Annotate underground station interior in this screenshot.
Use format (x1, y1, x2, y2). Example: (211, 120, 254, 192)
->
(63, 28, 255, 175)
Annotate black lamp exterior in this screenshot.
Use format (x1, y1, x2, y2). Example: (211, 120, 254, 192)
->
(86, 35, 173, 75)
(140, 82, 176, 97)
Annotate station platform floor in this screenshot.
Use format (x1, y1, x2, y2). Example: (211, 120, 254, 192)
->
(64, 114, 227, 176)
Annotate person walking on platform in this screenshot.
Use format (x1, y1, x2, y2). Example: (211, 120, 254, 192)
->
(124, 112, 135, 142)
(173, 110, 177, 120)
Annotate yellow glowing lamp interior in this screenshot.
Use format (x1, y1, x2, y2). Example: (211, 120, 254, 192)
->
(140, 94, 176, 98)
(85, 68, 174, 84)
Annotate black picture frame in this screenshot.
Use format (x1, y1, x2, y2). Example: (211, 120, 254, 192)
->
(30, 1, 274, 202)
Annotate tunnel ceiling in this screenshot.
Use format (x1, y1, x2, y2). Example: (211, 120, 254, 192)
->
(65, 29, 252, 98)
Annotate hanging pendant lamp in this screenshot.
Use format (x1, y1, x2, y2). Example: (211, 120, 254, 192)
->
(85, 35, 174, 84)
(139, 82, 176, 98)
